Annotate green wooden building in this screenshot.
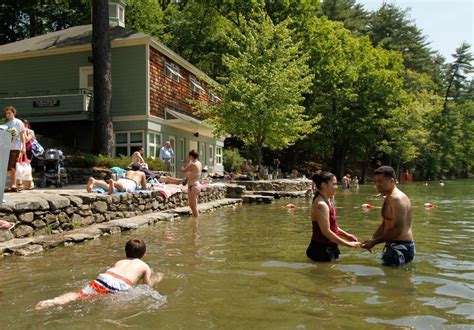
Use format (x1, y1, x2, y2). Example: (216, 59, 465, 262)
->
(0, 1, 223, 176)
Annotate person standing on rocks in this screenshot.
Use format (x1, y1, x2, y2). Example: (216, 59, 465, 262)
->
(181, 149, 202, 217)
(3, 105, 25, 192)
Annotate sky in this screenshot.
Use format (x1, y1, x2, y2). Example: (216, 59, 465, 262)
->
(357, 0, 473, 62)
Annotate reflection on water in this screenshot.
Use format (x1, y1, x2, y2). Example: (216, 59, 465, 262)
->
(0, 180, 473, 328)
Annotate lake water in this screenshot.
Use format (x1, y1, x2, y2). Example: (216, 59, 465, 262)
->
(0, 180, 473, 329)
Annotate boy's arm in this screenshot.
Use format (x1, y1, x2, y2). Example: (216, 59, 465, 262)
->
(142, 265, 163, 286)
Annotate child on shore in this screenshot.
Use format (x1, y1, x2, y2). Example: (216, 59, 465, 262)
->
(36, 238, 163, 309)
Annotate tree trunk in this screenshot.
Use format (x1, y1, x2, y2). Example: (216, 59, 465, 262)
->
(360, 144, 373, 185)
(92, 0, 113, 156)
(256, 145, 263, 169)
(332, 143, 346, 179)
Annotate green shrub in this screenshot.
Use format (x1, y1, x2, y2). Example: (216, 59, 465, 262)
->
(223, 148, 244, 173)
(66, 153, 163, 170)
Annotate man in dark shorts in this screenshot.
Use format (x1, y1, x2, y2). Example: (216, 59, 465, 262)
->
(3, 105, 25, 192)
(361, 166, 415, 266)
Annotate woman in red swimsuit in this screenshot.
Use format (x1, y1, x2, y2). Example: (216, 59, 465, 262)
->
(306, 171, 360, 262)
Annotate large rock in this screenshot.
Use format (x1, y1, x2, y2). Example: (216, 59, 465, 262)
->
(45, 195, 71, 210)
(92, 201, 108, 213)
(13, 198, 50, 211)
(13, 225, 34, 237)
(18, 212, 34, 223)
(14, 244, 44, 256)
(0, 230, 13, 242)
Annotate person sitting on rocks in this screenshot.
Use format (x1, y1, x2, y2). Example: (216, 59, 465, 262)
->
(86, 163, 148, 194)
(36, 238, 163, 309)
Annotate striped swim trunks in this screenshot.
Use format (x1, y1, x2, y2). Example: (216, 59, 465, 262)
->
(79, 270, 133, 296)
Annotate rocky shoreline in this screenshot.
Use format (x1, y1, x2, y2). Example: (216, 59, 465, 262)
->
(0, 179, 311, 257)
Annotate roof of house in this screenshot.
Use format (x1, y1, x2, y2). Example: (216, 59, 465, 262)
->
(0, 24, 216, 84)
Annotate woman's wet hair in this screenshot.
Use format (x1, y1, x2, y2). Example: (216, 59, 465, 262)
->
(374, 166, 396, 179)
(311, 171, 335, 190)
(189, 149, 199, 159)
(125, 239, 146, 258)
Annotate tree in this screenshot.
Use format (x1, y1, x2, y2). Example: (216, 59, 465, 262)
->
(443, 42, 473, 110)
(0, 0, 90, 45)
(367, 2, 436, 75)
(378, 71, 443, 177)
(125, 0, 165, 38)
(198, 17, 317, 166)
(91, 0, 113, 156)
(319, 0, 369, 35)
(300, 17, 405, 179)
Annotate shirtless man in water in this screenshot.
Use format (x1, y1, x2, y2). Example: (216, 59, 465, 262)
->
(86, 163, 148, 194)
(361, 166, 415, 266)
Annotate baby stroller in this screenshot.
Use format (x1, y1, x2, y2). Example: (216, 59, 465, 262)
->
(38, 149, 68, 188)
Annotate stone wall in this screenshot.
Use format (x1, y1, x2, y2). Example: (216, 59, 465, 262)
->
(65, 168, 168, 184)
(0, 184, 226, 242)
(234, 179, 311, 192)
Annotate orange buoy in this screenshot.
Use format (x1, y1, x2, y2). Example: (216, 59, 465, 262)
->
(287, 203, 297, 209)
(361, 203, 374, 209)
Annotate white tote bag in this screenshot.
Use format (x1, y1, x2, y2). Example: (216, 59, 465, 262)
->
(16, 154, 33, 181)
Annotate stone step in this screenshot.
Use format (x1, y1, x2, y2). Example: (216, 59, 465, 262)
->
(242, 194, 274, 204)
(164, 198, 243, 216)
(252, 191, 309, 199)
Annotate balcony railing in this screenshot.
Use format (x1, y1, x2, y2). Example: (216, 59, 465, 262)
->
(0, 89, 93, 121)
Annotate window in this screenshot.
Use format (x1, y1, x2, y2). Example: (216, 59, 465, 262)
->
(79, 67, 93, 91)
(148, 132, 162, 159)
(189, 76, 204, 94)
(165, 62, 183, 82)
(180, 138, 186, 162)
(216, 146, 223, 165)
(200, 142, 206, 163)
(169, 136, 176, 174)
(109, 4, 117, 17)
(118, 5, 125, 22)
(114, 131, 144, 157)
(208, 145, 214, 164)
(210, 93, 221, 103)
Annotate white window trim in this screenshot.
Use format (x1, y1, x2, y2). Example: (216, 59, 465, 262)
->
(179, 138, 186, 162)
(189, 77, 204, 94)
(165, 62, 183, 82)
(210, 93, 221, 102)
(168, 135, 176, 174)
(114, 130, 144, 157)
(208, 145, 214, 164)
(79, 66, 93, 91)
(215, 146, 223, 165)
(147, 132, 162, 159)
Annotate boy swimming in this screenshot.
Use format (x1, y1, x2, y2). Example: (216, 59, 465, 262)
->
(36, 238, 162, 309)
